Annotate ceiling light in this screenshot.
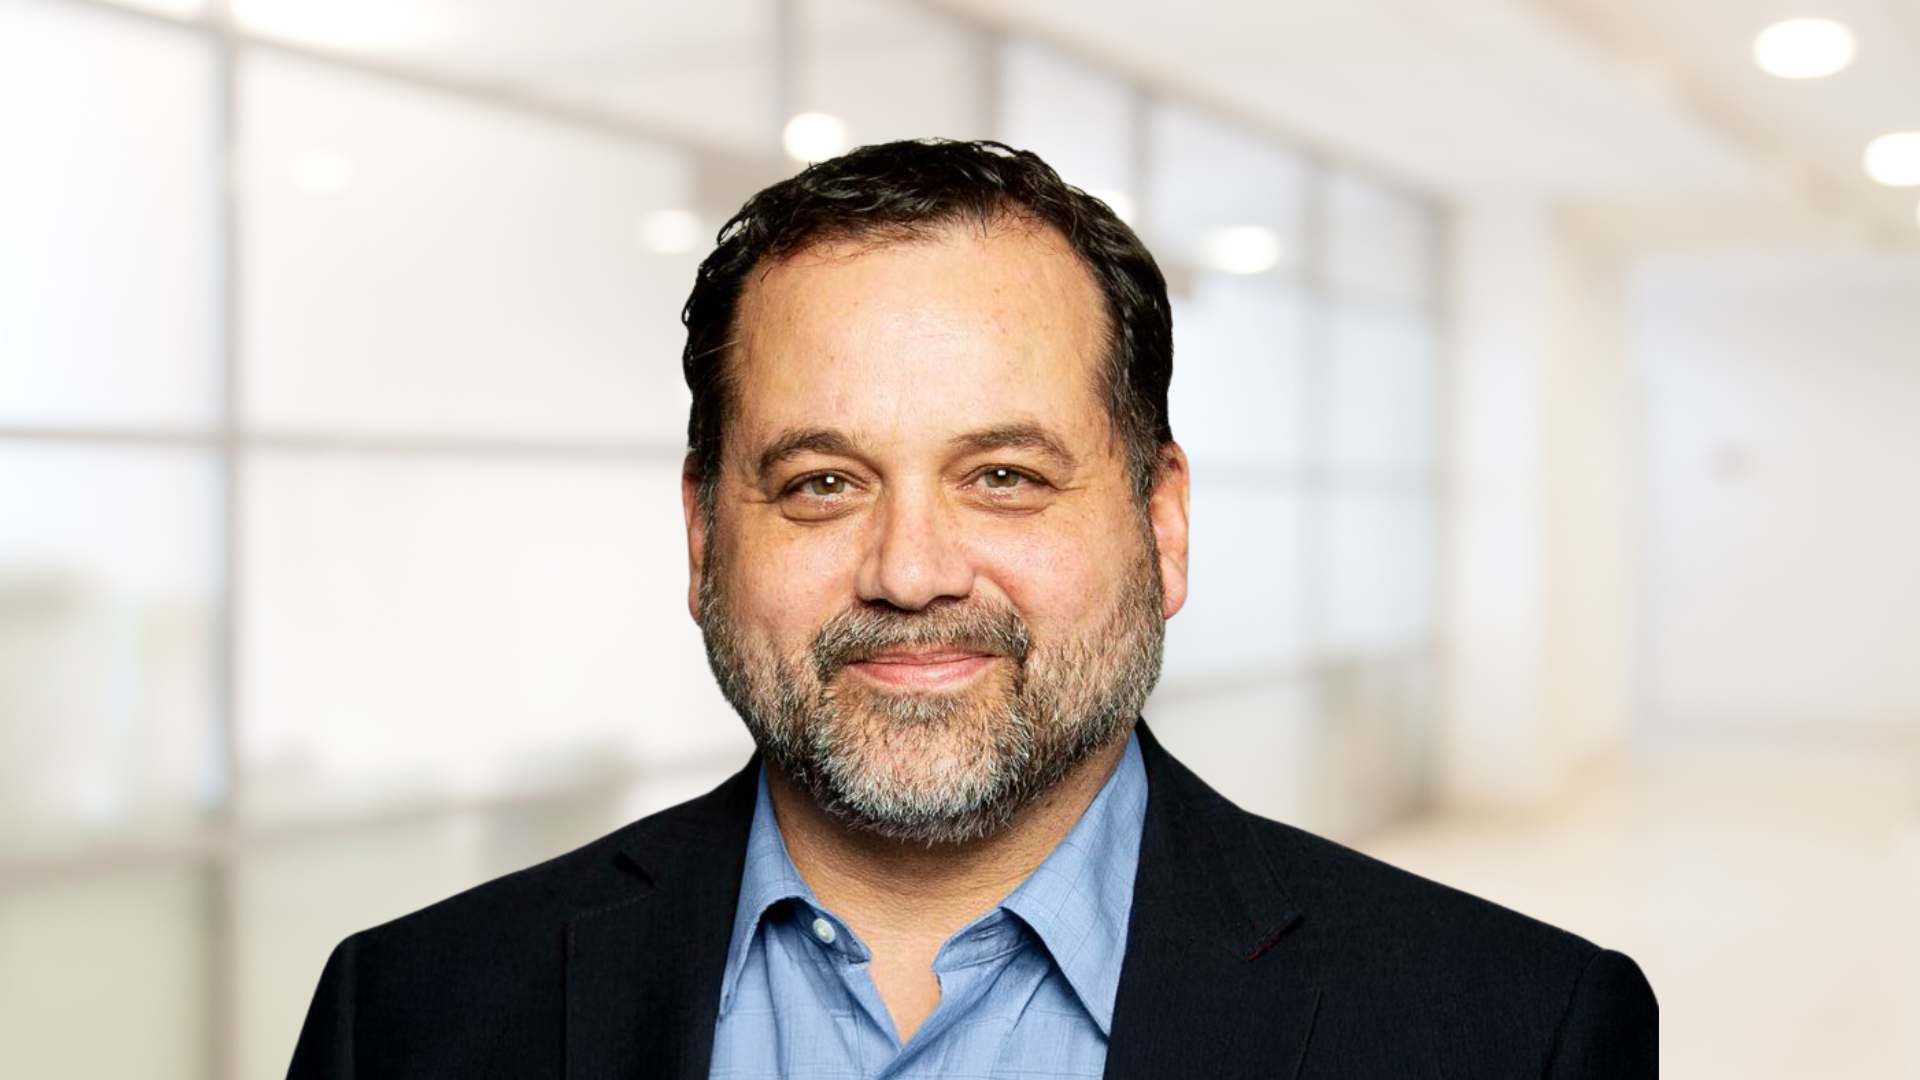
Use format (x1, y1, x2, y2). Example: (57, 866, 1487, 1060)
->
(1753, 19, 1856, 79)
(1197, 226, 1282, 275)
(1087, 188, 1136, 225)
(1864, 133, 1920, 186)
(783, 113, 850, 164)
(637, 210, 703, 255)
(233, 0, 442, 50)
(288, 152, 353, 194)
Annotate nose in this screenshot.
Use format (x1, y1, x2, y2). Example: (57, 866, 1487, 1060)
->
(855, 482, 975, 611)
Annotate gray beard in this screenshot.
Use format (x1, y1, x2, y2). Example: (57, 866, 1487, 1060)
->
(697, 530, 1166, 845)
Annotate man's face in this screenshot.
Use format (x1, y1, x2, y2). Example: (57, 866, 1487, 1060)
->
(685, 218, 1190, 844)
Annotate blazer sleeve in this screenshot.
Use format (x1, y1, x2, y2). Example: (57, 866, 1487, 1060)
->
(1543, 949, 1658, 1079)
(287, 937, 359, 1080)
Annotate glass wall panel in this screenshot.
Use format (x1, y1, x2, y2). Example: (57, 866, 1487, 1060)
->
(1147, 101, 1307, 278)
(0, 0, 218, 430)
(1150, 664, 1429, 843)
(240, 51, 701, 443)
(239, 451, 747, 822)
(1160, 481, 1307, 686)
(515, 0, 778, 160)
(0, 867, 212, 1080)
(995, 37, 1135, 217)
(0, 442, 217, 858)
(232, 0, 780, 159)
(483, 788, 633, 881)
(1323, 169, 1437, 307)
(1318, 489, 1434, 656)
(238, 819, 487, 1080)
(1310, 658, 1431, 835)
(1144, 678, 1317, 828)
(621, 756, 753, 821)
(1321, 300, 1438, 476)
(1169, 276, 1310, 470)
(798, 0, 987, 146)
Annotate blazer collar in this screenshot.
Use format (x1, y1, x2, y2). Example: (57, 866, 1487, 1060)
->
(1103, 724, 1320, 1080)
(565, 756, 759, 1080)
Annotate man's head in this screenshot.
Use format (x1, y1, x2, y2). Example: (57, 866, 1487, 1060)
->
(680, 139, 1190, 845)
(683, 140, 1174, 516)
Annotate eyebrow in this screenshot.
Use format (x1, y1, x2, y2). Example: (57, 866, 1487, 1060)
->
(948, 423, 1079, 472)
(752, 421, 1081, 479)
(756, 427, 860, 478)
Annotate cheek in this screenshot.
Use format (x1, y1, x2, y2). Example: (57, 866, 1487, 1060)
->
(717, 518, 862, 641)
(974, 520, 1135, 631)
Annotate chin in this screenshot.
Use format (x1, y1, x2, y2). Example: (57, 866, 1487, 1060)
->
(805, 686, 1036, 843)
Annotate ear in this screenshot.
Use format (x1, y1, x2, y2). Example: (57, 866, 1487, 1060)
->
(681, 460, 707, 624)
(1149, 443, 1191, 620)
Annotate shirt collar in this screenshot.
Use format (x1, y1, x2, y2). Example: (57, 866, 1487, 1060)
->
(717, 729, 1149, 1032)
(718, 768, 818, 1015)
(999, 730, 1147, 1035)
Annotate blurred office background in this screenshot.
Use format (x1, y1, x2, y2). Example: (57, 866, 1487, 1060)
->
(2, 0, 1918, 1076)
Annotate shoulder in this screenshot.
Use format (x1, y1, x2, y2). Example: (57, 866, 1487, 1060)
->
(313, 761, 758, 1012)
(289, 763, 759, 1078)
(1142, 730, 1599, 982)
(1135, 732, 1655, 1076)
(1241, 813, 1655, 1077)
(1247, 813, 1604, 992)
(1255, 813, 1591, 958)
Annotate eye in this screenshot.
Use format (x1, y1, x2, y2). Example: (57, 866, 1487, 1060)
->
(776, 470, 863, 521)
(981, 467, 1026, 489)
(793, 472, 850, 498)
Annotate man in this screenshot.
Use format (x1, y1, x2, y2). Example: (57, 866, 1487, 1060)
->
(289, 140, 1656, 1079)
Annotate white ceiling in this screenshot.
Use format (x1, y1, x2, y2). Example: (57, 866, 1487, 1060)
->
(939, 0, 1920, 247)
(950, 0, 1757, 195)
(1543, 0, 1920, 241)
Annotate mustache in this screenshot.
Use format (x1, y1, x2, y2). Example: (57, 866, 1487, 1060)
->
(810, 600, 1032, 682)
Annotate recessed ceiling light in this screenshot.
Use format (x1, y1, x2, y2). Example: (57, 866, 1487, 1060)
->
(783, 113, 851, 164)
(1864, 133, 1920, 186)
(1753, 19, 1856, 79)
(1198, 226, 1282, 275)
(637, 210, 703, 255)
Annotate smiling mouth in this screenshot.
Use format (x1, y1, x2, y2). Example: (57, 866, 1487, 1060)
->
(842, 649, 1002, 690)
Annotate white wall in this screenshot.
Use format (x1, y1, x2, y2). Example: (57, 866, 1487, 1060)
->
(1439, 199, 1636, 806)
(1636, 253, 1920, 736)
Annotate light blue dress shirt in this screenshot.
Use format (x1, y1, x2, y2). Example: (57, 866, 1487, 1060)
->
(708, 731, 1148, 1079)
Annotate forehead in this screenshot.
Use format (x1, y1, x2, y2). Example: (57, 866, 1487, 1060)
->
(726, 219, 1110, 445)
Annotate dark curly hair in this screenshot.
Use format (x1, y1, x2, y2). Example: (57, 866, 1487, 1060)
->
(679, 139, 1174, 516)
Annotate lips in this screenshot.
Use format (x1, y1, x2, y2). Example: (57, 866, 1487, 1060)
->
(843, 649, 1000, 690)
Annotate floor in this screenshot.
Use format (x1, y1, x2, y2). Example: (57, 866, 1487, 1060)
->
(1355, 736, 1920, 1079)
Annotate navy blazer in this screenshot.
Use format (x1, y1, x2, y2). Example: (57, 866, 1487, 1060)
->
(288, 725, 1656, 1078)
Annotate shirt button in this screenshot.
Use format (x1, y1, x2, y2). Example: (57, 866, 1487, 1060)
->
(810, 917, 837, 945)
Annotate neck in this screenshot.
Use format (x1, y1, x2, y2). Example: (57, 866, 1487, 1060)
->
(765, 735, 1130, 945)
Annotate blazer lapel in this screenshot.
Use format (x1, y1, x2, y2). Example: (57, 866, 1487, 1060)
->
(566, 760, 758, 1080)
(1105, 726, 1320, 1080)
